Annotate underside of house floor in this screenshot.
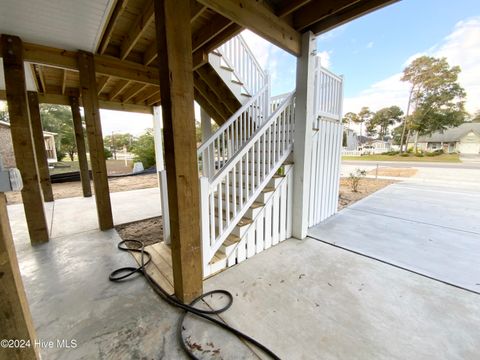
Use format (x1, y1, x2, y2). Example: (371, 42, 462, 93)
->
(9, 189, 480, 360)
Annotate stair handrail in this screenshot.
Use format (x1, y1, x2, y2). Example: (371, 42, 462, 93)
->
(210, 93, 294, 188)
(217, 34, 267, 96)
(200, 92, 295, 267)
(198, 84, 269, 179)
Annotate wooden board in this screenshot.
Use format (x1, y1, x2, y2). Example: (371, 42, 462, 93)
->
(1, 35, 49, 244)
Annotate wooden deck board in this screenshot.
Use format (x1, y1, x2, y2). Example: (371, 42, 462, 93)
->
(131, 242, 174, 295)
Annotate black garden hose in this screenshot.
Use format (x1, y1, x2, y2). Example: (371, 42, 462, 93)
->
(109, 239, 280, 360)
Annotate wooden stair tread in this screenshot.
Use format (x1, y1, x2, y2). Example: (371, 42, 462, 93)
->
(220, 65, 234, 72)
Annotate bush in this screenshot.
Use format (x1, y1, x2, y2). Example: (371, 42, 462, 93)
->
(425, 152, 436, 157)
(415, 153, 424, 157)
(56, 146, 66, 161)
(348, 169, 367, 192)
(433, 149, 444, 155)
(131, 129, 156, 168)
(104, 147, 112, 159)
(400, 153, 409, 157)
(383, 150, 399, 156)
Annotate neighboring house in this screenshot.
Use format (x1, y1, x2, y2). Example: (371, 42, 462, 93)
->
(343, 128, 358, 150)
(0, 121, 57, 168)
(409, 123, 480, 154)
(361, 140, 391, 153)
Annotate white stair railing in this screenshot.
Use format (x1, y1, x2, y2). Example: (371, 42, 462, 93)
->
(217, 35, 266, 96)
(200, 93, 295, 272)
(270, 92, 291, 113)
(198, 84, 269, 179)
(313, 57, 343, 126)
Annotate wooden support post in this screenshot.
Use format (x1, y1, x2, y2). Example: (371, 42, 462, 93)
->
(27, 91, 54, 202)
(69, 95, 92, 197)
(1, 34, 49, 244)
(78, 51, 113, 230)
(0, 194, 39, 360)
(154, 0, 203, 302)
(292, 32, 316, 240)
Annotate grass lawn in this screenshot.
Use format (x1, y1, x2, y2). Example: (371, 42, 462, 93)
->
(50, 159, 134, 175)
(342, 153, 461, 163)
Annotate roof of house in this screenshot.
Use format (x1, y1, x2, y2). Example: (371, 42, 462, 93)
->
(0, 120, 57, 136)
(416, 123, 480, 143)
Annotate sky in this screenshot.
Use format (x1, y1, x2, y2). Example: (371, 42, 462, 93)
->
(2, 0, 479, 135)
(242, 0, 480, 119)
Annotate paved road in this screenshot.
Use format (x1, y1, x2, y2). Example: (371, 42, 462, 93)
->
(342, 160, 480, 169)
(309, 181, 480, 293)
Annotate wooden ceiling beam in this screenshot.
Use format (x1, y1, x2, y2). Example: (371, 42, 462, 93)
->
(276, 0, 312, 18)
(120, 1, 155, 60)
(37, 66, 47, 94)
(198, 22, 242, 53)
(97, 75, 110, 95)
(22, 42, 160, 85)
(196, 0, 301, 56)
(109, 79, 131, 100)
(97, 0, 129, 54)
(190, 0, 207, 23)
(61, 69, 67, 95)
(2, 90, 152, 114)
(293, 0, 361, 31)
(122, 82, 148, 102)
(293, 0, 398, 34)
(192, 14, 232, 52)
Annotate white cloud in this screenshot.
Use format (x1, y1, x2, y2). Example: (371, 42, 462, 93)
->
(317, 50, 331, 69)
(240, 30, 279, 79)
(345, 16, 480, 116)
(366, 41, 374, 49)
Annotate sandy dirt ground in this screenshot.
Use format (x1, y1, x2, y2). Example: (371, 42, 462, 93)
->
(338, 178, 395, 210)
(367, 167, 418, 177)
(116, 177, 396, 247)
(116, 217, 163, 247)
(6, 173, 158, 204)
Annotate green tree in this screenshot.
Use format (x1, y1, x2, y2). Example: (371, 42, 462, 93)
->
(131, 129, 156, 168)
(342, 112, 359, 129)
(104, 133, 134, 156)
(0, 102, 9, 122)
(399, 56, 466, 152)
(40, 104, 77, 161)
(357, 107, 374, 138)
(367, 106, 404, 140)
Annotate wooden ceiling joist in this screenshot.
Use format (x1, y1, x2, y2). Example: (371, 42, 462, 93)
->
(61, 69, 67, 95)
(109, 79, 131, 100)
(192, 14, 232, 52)
(276, 0, 312, 18)
(97, 75, 111, 95)
(122, 82, 148, 102)
(120, 1, 155, 60)
(190, 0, 207, 23)
(305, 0, 397, 35)
(293, 0, 360, 31)
(196, 0, 301, 56)
(97, 0, 129, 54)
(22, 42, 160, 86)
(37, 66, 47, 94)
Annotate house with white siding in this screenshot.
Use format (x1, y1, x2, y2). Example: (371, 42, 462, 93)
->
(409, 123, 480, 154)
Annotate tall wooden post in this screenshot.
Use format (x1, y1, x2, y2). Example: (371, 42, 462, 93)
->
(154, 0, 203, 302)
(78, 51, 113, 230)
(0, 194, 39, 360)
(69, 95, 92, 197)
(27, 91, 54, 202)
(292, 32, 316, 240)
(1, 34, 49, 244)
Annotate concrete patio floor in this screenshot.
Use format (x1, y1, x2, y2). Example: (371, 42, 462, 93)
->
(309, 181, 480, 293)
(204, 238, 480, 360)
(8, 186, 480, 359)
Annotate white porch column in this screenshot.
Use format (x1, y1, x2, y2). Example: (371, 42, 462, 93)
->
(153, 106, 171, 244)
(200, 108, 212, 142)
(292, 31, 316, 240)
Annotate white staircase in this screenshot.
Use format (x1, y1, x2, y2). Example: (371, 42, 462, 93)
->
(198, 35, 344, 277)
